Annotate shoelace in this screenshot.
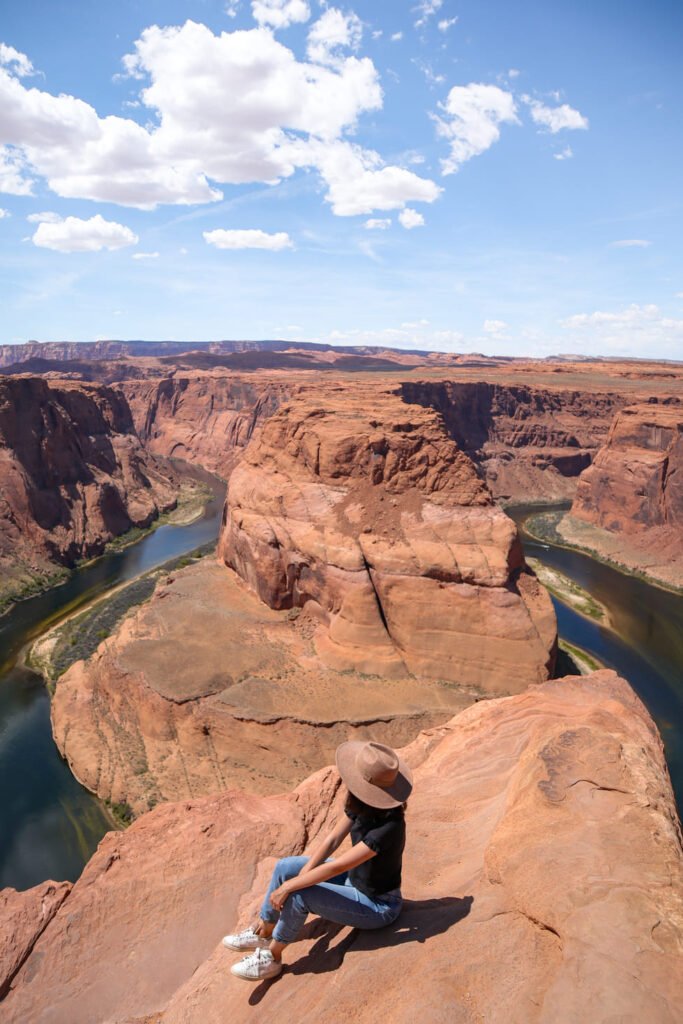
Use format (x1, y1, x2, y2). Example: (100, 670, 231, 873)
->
(243, 948, 271, 968)
(237, 928, 258, 942)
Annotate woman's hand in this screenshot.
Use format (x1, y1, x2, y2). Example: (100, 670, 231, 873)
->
(269, 882, 293, 912)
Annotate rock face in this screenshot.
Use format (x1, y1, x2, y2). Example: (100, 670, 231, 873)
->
(0, 377, 178, 609)
(401, 380, 625, 503)
(5, 671, 683, 1023)
(52, 558, 475, 815)
(560, 404, 683, 587)
(122, 374, 287, 478)
(220, 383, 556, 688)
(0, 882, 71, 1000)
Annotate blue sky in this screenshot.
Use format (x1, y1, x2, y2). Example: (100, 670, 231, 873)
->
(1, 0, 681, 357)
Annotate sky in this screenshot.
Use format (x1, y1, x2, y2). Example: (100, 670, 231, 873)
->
(0, 0, 682, 358)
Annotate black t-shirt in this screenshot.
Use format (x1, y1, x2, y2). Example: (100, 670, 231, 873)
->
(345, 808, 405, 899)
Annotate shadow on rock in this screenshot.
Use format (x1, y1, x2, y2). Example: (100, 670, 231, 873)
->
(248, 896, 473, 1006)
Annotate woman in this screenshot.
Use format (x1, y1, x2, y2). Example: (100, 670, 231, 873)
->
(224, 740, 412, 981)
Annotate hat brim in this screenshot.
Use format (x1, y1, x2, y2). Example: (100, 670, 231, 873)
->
(335, 741, 413, 810)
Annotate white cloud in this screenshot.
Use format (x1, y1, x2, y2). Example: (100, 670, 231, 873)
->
(609, 239, 652, 248)
(399, 207, 424, 229)
(0, 207, 9, 218)
(0, 22, 439, 219)
(437, 17, 457, 31)
(225, 1, 241, 16)
(203, 228, 293, 250)
(554, 146, 573, 160)
(524, 97, 588, 133)
(676, 291, 683, 299)
(307, 8, 362, 66)
(132, 250, 160, 259)
(560, 303, 683, 357)
(0, 145, 34, 195)
(31, 214, 138, 252)
(313, 140, 441, 215)
(436, 83, 518, 174)
(414, 0, 444, 28)
(0, 43, 34, 78)
(483, 319, 510, 337)
(365, 217, 391, 229)
(26, 210, 62, 223)
(391, 31, 403, 42)
(251, 0, 310, 29)
(507, 68, 520, 79)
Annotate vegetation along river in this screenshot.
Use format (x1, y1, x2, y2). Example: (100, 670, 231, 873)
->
(0, 468, 226, 891)
(1, 489, 681, 892)
(509, 504, 683, 812)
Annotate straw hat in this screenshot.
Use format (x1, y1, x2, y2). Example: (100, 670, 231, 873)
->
(335, 740, 413, 809)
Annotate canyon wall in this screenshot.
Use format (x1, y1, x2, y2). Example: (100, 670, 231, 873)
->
(220, 382, 556, 687)
(400, 380, 625, 503)
(558, 403, 683, 587)
(6, 671, 683, 1023)
(0, 377, 179, 609)
(122, 374, 288, 478)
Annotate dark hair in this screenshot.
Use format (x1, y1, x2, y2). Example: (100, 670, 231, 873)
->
(344, 789, 406, 821)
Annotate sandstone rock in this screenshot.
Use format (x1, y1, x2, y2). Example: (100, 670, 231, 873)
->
(0, 881, 71, 999)
(52, 558, 475, 814)
(0, 377, 178, 609)
(400, 380, 625, 503)
(122, 374, 288, 478)
(220, 383, 556, 688)
(5, 671, 683, 1023)
(562, 404, 683, 587)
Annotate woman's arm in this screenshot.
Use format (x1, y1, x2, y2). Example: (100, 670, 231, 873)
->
(297, 815, 353, 877)
(269, 841, 376, 911)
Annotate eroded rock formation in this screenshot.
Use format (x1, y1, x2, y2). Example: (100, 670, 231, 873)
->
(220, 383, 556, 687)
(51, 558, 474, 814)
(0, 377, 178, 609)
(5, 671, 683, 1023)
(559, 403, 683, 587)
(401, 380, 625, 503)
(122, 374, 287, 478)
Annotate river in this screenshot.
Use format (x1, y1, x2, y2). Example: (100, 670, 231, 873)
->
(509, 504, 683, 811)
(0, 470, 226, 891)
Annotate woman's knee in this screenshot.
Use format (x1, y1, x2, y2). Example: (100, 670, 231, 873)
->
(274, 856, 307, 882)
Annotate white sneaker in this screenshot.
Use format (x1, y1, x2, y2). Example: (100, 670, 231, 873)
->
(222, 927, 270, 952)
(230, 948, 283, 982)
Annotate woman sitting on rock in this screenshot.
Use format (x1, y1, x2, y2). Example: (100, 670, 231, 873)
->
(224, 740, 412, 981)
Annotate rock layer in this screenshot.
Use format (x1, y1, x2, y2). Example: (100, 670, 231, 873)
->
(52, 558, 475, 814)
(220, 383, 556, 688)
(560, 403, 683, 587)
(5, 671, 683, 1023)
(0, 377, 178, 609)
(122, 374, 287, 478)
(401, 380, 626, 503)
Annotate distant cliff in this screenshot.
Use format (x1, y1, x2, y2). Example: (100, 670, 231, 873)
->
(0, 377, 178, 610)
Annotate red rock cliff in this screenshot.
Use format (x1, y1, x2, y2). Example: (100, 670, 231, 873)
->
(0, 376, 178, 606)
(219, 383, 556, 689)
(122, 374, 287, 478)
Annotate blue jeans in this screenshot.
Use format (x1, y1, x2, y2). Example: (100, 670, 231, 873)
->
(260, 856, 403, 945)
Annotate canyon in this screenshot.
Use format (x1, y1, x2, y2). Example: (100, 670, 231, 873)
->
(558, 403, 683, 589)
(0, 345, 682, 1022)
(0, 376, 179, 612)
(3, 671, 683, 1023)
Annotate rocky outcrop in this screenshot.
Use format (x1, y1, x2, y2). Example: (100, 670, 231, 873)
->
(559, 404, 683, 588)
(5, 671, 683, 1023)
(400, 380, 626, 503)
(51, 558, 475, 814)
(0, 377, 178, 610)
(0, 882, 71, 1000)
(122, 374, 288, 479)
(220, 383, 556, 688)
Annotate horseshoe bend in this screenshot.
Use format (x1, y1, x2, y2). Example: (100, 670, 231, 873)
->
(0, 348, 681, 1022)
